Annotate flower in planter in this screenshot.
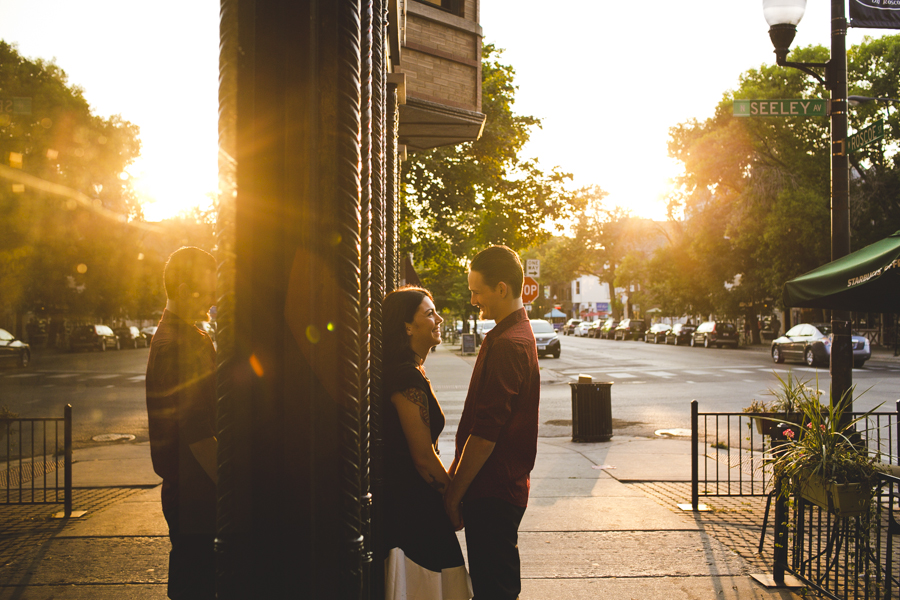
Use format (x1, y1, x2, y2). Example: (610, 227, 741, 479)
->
(783, 428, 795, 440)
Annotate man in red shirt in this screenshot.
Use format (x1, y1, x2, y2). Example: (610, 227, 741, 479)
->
(146, 247, 218, 600)
(445, 245, 540, 600)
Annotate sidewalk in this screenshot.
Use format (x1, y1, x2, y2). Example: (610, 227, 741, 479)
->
(0, 345, 803, 599)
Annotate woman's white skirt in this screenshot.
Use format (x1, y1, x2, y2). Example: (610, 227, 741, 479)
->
(385, 547, 473, 600)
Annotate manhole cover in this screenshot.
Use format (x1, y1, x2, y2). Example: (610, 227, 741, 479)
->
(654, 428, 692, 438)
(92, 433, 136, 442)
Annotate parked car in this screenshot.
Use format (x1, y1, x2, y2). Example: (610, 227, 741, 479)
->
(598, 317, 619, 339)
(115, 326, 149, 349)
(0, 328, 30, 367)
(141, 326, 158, 343)
(665, 323, 696, 345)
(770, 323, 871, 368)
(573, 321, 594, 337)
(691, 321, 738, 348)
(69, 324, 120, 352)
(644, 323, 671, 343)
(614, 319, 646, 341)
(587, 320, 604, 338)
(530, 319, 561, 358)
(563, 318, 582, 336)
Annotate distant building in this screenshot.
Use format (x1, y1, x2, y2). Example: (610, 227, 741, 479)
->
(570, 275, 611, 320)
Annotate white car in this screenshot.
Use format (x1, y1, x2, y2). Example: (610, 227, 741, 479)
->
(574, 321, 594, 337)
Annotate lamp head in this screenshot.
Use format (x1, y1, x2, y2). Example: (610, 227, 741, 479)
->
(763, 0, 806, 63)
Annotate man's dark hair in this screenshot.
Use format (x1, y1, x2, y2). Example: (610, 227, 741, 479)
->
(164, 247, 216, 299)
(470, 245, 524, 298)
(383, 285, 434, 367)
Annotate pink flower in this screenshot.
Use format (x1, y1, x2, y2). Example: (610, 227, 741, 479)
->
(784, 429, 795, 440)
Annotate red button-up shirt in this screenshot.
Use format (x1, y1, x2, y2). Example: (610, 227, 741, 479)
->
(455, 308, 540, 508)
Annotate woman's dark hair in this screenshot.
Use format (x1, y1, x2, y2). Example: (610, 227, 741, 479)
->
(470, 245, 524, 298)
(383, 285, 434, 367)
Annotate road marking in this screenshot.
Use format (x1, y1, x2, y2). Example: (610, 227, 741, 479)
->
(743, 380, 757, 383)
(89, 374, 119, 379)
(646, 371, 676, 377)
(724, 369, 753, 374)
(684, 370, 710, 376)
(5, 373, 39, 378)
(128, 375, 146, 382)
(48, 373, 78, 378)
(606, 372, 636, 379)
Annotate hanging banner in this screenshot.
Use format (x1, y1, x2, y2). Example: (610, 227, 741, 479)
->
(849, 0, 900, 30)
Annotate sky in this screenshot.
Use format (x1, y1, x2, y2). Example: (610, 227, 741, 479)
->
(0, 1, 891, 222)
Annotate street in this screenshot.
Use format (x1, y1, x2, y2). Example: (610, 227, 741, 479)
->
(436, 334, 900, 442)
(1, 336, 898, 451)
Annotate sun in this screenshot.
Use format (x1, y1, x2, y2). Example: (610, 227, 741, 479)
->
(130, 152, 218, 222)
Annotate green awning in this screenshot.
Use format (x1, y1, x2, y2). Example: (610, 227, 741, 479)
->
(783, 231, 900, 313)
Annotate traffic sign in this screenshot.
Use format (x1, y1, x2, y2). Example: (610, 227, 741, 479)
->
(526, 259, 540, 278)
(522, 276, 539, 304)
(847, 119, 884, 153)
(733, 99, 826, 117)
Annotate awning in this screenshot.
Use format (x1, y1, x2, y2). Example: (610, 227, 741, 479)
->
(782, 230, 900, 313)
(543, 308, 566, 318)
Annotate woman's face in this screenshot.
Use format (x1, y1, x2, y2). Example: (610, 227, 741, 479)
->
(407, 296, 443, 352)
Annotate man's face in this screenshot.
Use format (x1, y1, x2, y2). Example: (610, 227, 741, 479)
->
(468, 269, 503, 320)
(182, 269, 217, 321)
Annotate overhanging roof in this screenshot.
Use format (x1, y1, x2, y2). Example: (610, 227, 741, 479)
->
(399, 96, 485, 152)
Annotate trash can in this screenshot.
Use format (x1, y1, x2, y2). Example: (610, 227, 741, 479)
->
(569, 375, 613, 442)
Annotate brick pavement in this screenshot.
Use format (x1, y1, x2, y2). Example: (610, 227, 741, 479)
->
(0, 487, 151, 587)
(630, 481, 777, 574)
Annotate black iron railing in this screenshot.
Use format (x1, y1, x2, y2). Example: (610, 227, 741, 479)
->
(773, 472, 900, 599)
(0, 404, 72, 515)
(690, 400, 900, 510)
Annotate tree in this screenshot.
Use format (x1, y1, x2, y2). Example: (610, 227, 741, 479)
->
(0, 42, 142, 328)
(400, 43, 580, 311)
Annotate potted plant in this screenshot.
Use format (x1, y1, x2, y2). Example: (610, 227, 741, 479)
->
(768, 382, 885, 517)
(743, 371, 820, 436)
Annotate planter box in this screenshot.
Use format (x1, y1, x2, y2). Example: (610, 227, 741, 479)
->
(797, 475, 871, 517)
(752, 412, 802, 437)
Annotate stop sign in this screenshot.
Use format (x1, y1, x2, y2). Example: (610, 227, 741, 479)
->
(521, 276, 539, 304)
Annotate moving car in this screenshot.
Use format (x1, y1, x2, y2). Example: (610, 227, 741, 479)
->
(598, 317, 619, 339)
(115, 326, 149, 349)
(691, 321, 738, 348)
(530, 319, 561, 358)
(562, 318, 582, 336)
(644, 323, 671, 343)
(0, 328, 30, 367)
(665, 323, 695, 345)
(771, 323, 871, 368)
(613, 319, 646, 341)
(69, 325, 120, 352)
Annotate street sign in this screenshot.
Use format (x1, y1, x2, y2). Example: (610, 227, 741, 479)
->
(526, 259, 540, 278)
(847, 119, 884, 153)
(733, 99, 826, 117)
(0, 97, 32, 115)
(522, 276, 539, 304)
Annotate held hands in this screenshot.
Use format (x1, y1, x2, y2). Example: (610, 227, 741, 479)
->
(443, 484, 464, 531)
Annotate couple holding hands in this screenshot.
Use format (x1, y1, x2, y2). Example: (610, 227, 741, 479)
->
(382, 245, 540, 600)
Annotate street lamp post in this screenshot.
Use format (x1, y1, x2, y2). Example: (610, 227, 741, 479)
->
(763, 0, 853, 410)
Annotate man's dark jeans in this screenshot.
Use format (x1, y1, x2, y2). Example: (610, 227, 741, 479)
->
(163, 507, 215, 600)
(463, 497, 526, 600)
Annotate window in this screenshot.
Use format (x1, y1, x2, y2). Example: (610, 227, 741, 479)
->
(575, 281, 580, 294)
(414, 0, 460, 15)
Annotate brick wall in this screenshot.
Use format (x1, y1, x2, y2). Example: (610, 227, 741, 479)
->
(406, 16, 477, 61)
(400, 48, 477, 108)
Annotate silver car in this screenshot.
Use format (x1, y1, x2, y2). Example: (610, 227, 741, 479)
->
(771, 323, 871, 368)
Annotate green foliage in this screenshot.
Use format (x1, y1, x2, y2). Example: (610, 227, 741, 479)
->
(401, 44, 580, 310)
(769, 376, 884, 499)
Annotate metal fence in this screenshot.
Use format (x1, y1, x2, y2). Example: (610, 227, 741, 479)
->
(690, 400, 900, 509)
(0, 404, 72, 515)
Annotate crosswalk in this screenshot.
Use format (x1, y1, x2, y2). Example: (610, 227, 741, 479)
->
(0, 371, 146, 387)
(554, 364, 900, 384)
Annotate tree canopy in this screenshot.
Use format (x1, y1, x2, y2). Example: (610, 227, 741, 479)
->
(400, 43, 581, 314)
